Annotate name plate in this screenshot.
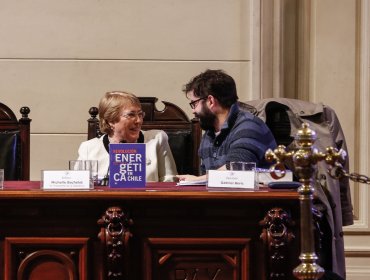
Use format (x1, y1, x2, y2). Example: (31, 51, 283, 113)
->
(42, 170, 91, 190)
(207, 170, 256, 189)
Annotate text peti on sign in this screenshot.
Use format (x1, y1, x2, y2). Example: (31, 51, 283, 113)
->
(109, 143, 146, 188)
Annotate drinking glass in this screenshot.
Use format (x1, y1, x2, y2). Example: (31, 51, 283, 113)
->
(230, 161, 256, 171)
(0, 169, 4, 189)
(69, 160, 85, 171)
(229, 161, 258, 189)
(85, 160, 99, 185)
(243, 162, 256, 172)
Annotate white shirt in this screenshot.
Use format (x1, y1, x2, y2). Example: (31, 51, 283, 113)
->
(77, 130, 177, 182)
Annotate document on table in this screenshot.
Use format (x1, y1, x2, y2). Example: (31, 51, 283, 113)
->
(176, 179, 207, 186)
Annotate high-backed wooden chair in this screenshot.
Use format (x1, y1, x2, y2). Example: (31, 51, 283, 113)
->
(0, 103, 31, 180)
(88, 97, 201, 176)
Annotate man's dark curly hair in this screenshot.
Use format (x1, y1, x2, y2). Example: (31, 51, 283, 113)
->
(183, 69, 238, 108)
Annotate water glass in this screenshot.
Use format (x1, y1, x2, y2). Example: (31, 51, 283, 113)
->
(243, 162, 257, 172)
(229, 161, 258, 189)
(85, 160, 99, 185)
(69, 160, 85, 171)
(0, 169, 4, 189)
(69, 160, 99, 187)
(229, 161, 256, 171)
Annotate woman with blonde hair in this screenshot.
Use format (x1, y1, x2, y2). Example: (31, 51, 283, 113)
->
(77, 91, 177, 183)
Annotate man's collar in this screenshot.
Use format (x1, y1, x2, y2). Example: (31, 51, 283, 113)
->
(206, 103, 239, 137)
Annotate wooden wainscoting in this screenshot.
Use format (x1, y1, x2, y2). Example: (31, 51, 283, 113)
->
(4, 237, 88, 280)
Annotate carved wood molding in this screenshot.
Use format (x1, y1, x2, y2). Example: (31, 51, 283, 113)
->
(260, 207, 295, 280)
(98, 206, 133, 280)
(143, 237, 250, 280)
(4, 237, 88, 280)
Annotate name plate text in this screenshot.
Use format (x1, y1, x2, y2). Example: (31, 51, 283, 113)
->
(207, 170, 256, 189)
(42, 170, 91, 190)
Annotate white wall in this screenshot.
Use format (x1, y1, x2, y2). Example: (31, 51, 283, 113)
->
(0, 0, 252, 179)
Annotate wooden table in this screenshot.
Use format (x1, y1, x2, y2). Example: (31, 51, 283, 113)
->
(0, 181, 300, 280)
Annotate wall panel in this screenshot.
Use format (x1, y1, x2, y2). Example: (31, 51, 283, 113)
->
(0, 0, 250, 61)
(0, 60, 250, 134)
(0, 0, 252, 180)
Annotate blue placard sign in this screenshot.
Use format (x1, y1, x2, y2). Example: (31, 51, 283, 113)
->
(109, 143, 146, 188)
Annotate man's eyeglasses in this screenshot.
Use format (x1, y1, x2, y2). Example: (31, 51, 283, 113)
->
(189, 96, 208, 109)
(121, 111, 146, 120)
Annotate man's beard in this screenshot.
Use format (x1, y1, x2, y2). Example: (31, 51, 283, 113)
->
(197, 106, 216, 131)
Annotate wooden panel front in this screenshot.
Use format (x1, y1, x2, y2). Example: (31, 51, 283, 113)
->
(4, 237, 88, 280)
(143, 237, 250, 280)
(0, 182, 300, 280)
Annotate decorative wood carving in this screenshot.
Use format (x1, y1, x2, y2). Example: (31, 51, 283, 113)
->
(143, 237, 250, 280)
(0, 184, 301, 279)
(17, 250, 77, 280)
(98, 206, 132, 280)
(259, 207, 295, 280)
(4, 237, 88, 280)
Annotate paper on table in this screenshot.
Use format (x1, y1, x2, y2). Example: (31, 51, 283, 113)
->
(176, 179, 207, 186)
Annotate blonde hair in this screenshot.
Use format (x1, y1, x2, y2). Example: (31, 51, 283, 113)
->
(99, 91, 141, 135)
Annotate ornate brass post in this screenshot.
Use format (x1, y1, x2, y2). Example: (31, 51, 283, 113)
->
(265, 123, 346, 280)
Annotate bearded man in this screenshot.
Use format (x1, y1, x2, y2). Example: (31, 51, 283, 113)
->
(177, 69, 277, 181)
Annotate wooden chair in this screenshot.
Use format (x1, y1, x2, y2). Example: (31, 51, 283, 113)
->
(0, 103, 31, 180)
(88, 97, 201, 176)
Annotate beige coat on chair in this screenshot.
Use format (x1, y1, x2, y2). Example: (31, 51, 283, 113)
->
(246, 97, 353, 279)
